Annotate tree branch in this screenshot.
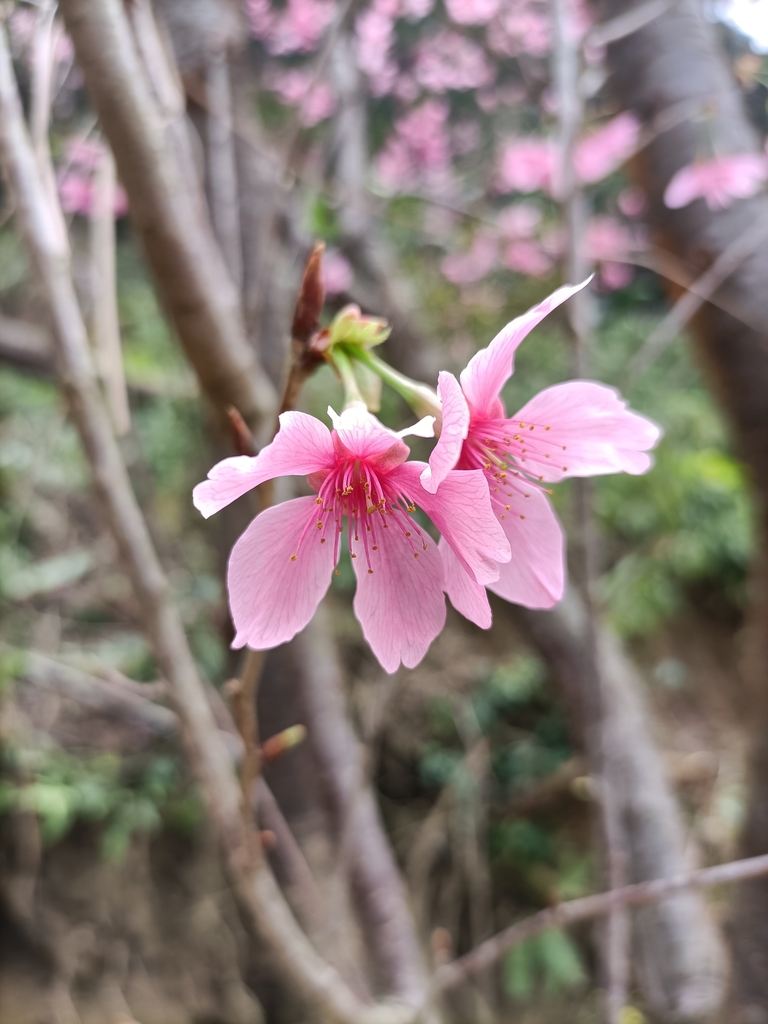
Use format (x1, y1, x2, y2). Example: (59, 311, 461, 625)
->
(57, 0, 276, 437)
(0, 27, 412, 1024)
(433, 853, 768, 993)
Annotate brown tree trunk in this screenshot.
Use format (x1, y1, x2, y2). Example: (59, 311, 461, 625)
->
(596, 0, 768, 1009)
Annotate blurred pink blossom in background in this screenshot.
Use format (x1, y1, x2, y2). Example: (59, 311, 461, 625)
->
(445, 0, 500, 26)
(414, 30, 495, 92)
(489, 4, 550, 57)
(441, 231, 498, 284)
(584, 216, 641, 289)
(355, 2, 399, 96)
(574, 112, 641, 184)
(264, 67, 336, 125)
(618, 185, 647, 217)
(321, 250, 354, 294)
(663, 153, 768, 210)
(503, 240, 553, 277)
(375, 100, 453, 191)
(58, 138, 128, 218)
(245, 0, 335, 54)
(496, 138, 554, 194)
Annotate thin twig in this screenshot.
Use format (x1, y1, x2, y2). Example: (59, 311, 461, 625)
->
(433, 853, 768, 992)
(625, 217, 768, 385)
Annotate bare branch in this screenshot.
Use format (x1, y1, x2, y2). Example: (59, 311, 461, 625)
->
(625, 218, 768, 384)
(433, 853, 768, 993)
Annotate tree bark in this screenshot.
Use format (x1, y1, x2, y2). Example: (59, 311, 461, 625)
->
(595, 0, 768, 1009)
(57, 0, 276, 436)
(519, 593, 728, 1023)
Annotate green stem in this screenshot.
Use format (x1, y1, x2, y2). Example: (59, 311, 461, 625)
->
(354, 347, 422, 402)
(353, 348, 442, 427)
(329, 346, 365, 407)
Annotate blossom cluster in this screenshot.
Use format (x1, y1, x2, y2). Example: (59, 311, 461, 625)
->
(194, 283, 660, 673)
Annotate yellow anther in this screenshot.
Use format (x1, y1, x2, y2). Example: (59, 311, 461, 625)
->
(334, 570, 340, 575)
(545, 453, 550, 458)
(563, 466, 568, 471)
(290, 555, 297, 561)
(320, 538, 326, 543)
(413, 552, 419, 558)
(316, 497, 322, 504)
(505, 504, 511, 511)
(500, 514, 506, 520)
(373, 545, 378, 550)
(368, 569, 373, 574)
(366, 505, 378, 514)
(520, 514, 525, 520)
(422, 542, 427, 550)
(351, 553, 357, 558)
(529, 425, 534, 431)
(407, 504, 416, 513)
(545, 425, 551, 430)
(405, 531, 411, 537)
(562, 445, 567, 451)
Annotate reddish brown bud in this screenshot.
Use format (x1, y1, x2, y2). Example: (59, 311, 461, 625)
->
(261, 724, 308, 763)
(292, 242, 326, 345)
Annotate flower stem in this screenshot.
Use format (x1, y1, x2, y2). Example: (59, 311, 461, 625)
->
(329, 346, 365, 408)
(353, 347, 442, 424)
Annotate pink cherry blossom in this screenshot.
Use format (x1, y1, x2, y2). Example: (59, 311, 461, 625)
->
(193, 404, 510, 672)
(422, 283, 660, 618)
(664, 154, 768, 211)
(446, 0, 500, 25)
(413, 30, 495, 93)
(495, 138, 554, 195)
(574, 112, 641, 184)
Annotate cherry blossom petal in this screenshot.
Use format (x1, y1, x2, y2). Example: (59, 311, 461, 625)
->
(512, 381, 661, 482)
(421, 371, 470, 493)
(439, 536, 492, 629)
(397, 415, 437, 439)
(351, 527, 446, 673)
(394, 462, 510, 585)
(488, 487, 565, 609)
(328, 403, 410, 466)
(229, 497, 335, 650)
(459, 280, 591, 417)
(193, 411, 334, 518)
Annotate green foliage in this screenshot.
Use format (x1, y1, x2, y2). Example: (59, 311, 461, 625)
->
(504, 928, 587, 1000)
(591, 316, 753, 635)
(0, 748, 199, 857)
